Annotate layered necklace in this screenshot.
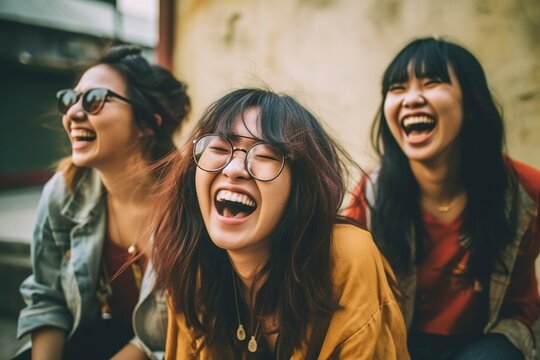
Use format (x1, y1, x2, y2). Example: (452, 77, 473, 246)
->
(232, 269, 260, 353)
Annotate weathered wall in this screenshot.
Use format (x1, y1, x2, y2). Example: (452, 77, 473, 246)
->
(172, 0, 540, 169)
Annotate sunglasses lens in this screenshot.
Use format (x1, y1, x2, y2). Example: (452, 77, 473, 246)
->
(83, 88, 107, 114)
(57, 90, 77, 114)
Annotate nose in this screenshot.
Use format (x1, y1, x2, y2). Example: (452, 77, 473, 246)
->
(65, 99, 86, 122)
(401, 89, 426, 108)
(221, 148, 251, 180)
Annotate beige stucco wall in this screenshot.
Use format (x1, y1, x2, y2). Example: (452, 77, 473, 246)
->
(172, 0, 540, 169)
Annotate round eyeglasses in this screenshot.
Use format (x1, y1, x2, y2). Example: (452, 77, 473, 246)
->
(193, 134, 289, 182)
(56, 88, 132, 115)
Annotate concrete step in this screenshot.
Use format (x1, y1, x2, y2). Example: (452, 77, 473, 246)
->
(0, 313, 28, 359)
(0, 241, 31, 359)
(0, 241, 31, 316)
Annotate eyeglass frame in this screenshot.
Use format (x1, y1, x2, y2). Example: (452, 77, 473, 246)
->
(192, 133, 290, 182)
(56, 87, 133, 115)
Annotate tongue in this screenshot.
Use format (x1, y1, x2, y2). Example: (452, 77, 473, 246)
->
(406, 129, 432, 144)
(223, 207, 249, 218)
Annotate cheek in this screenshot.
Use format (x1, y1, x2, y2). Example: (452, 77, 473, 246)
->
(267, 168, 292, 216)
(441, 97, 464, 133)
(383, 97, 401, 132)
(195, 169, 209, 210)
(62, 116, 70, 133)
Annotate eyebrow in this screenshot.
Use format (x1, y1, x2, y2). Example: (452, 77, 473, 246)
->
(227, 134, 265, 143)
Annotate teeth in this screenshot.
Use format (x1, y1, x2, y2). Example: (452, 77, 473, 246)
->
(403, 116, 435, 128)
(216, 190, 256, 208)
(71, 129, 96, 139)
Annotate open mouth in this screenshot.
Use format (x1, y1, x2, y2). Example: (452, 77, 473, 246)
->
(71, 128, 97, 142)
(402, 115, 436, 137)
(215, 189, 257, 219)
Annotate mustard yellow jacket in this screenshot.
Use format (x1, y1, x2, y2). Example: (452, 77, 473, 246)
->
(165, 224, 409, 359)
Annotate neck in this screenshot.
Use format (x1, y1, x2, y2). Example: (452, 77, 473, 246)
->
(101, 157, 155, 251)
(99, 159, 151, 205)
(409, 154, 463, 204)
(228, 248, 269, 301)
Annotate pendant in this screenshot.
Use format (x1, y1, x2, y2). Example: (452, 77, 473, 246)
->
(437, 205, 451, 213)
(128, 244, 138, 255)
(236, 324, 246, 341)
(248, 336, 258, 353)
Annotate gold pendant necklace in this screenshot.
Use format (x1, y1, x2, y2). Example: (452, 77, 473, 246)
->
(232, 269, 260, 353)
(435, 196, 459, 213)
(108, 197, 143, 289)
(437, 204, 452, 213)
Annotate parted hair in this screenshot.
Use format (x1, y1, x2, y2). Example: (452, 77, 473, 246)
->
(369, 37, 518, 285)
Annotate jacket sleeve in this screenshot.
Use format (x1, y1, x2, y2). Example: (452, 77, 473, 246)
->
(500, 211, 540, 327)
(17, 174, 73, 338)
(493, 203, 540, 358)
(329, 299, 409, 360)
(318, 225, 409, 360)
(491, 160, 540, 359)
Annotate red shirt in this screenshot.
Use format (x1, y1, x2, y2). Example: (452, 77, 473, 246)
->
(413, 213, 486, 334)
(103, 238, 146, 327)
(345, 159, 540, 335)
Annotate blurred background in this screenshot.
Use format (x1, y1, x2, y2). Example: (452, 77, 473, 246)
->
(1, 0, 539, 358)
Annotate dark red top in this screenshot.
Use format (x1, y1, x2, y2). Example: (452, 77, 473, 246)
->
(412, 212, 486, 334)
(345, 159, 540, 335)
(103, 238, 146, 327)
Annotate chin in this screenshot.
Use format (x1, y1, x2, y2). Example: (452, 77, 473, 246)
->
(208, 235, 243, 251)
(70, 156, 90, 167)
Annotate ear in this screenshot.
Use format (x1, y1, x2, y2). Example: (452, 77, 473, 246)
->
(154, 114, 163, 127)
(138, 114, 162, 137)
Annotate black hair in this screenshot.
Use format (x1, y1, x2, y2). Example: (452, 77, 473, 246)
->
(371, 37, 518, 285)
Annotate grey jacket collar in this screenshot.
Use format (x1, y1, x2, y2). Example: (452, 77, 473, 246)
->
(60, 168, 106, 223)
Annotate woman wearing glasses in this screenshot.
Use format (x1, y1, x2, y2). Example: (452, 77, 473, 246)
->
(15, 45, 190, 360)
(151, 88, 408, 359)
(347, 37, 540, 359)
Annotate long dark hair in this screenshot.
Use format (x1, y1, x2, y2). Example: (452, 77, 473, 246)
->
(371, 37, 518, 285)
(59, 45, 190, 191)
(152, 88, 355, 356)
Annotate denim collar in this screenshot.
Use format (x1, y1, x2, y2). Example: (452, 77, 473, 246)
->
(60, 168, 106, 223)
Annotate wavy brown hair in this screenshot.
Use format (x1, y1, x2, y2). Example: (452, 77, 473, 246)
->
(152, 88, 358, 356)
(58, 44, 190, 192)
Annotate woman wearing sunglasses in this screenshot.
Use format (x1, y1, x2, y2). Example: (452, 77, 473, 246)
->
(151, 88, 409, 359)
(347, 37, 540, 359)
(15, 45, 190, 360)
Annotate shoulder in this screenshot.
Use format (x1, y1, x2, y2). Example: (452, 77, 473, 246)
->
(510, 158, 540, 200)
(39, 171, 71, 214)
(332, 223, 376, 258)
(38, 168, 102, 221)
(320, 224, 406, 358)
(331, 224, 388, 291)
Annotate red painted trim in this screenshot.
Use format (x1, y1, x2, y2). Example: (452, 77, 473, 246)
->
(0, 170, 54, 189)
(156, 0, 175, 70)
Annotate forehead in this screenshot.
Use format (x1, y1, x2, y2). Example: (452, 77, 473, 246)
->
(230, 107, 262, 138)
(385, 47, 453, 87)
(75, 64, 125, 92)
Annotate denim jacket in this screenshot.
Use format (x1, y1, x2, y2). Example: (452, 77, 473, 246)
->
(17, 169, 167, 359)
(359, 165, 538, 360)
